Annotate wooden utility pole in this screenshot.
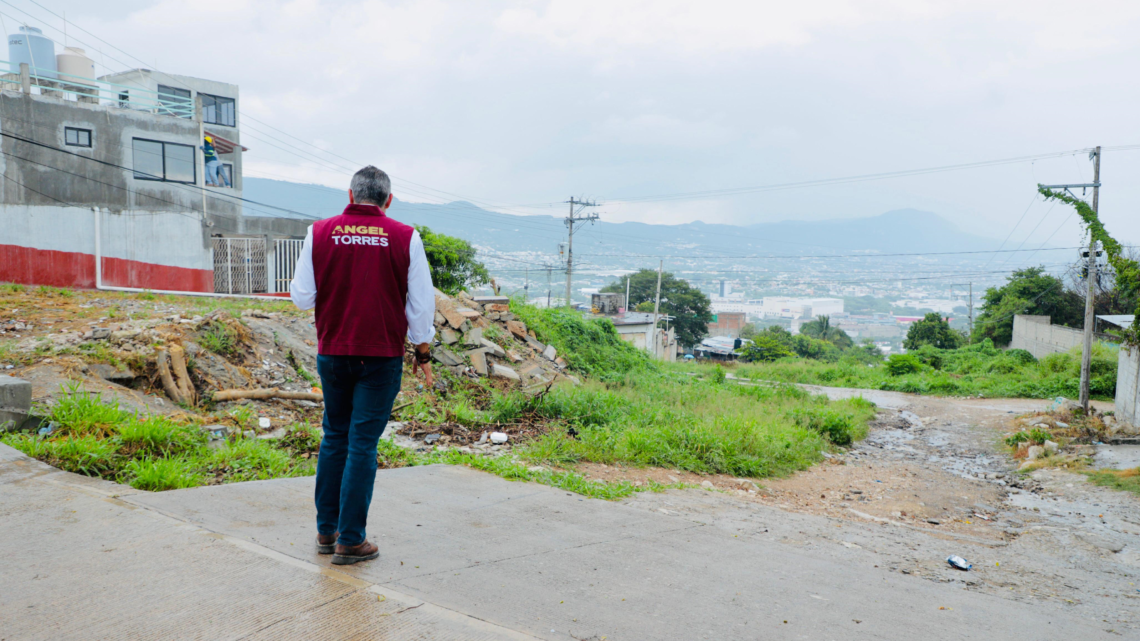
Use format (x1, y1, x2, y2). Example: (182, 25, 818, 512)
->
(652, 260, 663, 358)
(1079, 146, 1102, 411)
(563, 197, 600, 308)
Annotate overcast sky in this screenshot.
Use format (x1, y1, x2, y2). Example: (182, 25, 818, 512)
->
(13, 0, 1140, 247)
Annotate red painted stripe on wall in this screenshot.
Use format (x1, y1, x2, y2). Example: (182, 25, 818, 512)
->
(0, 244, 212, 292)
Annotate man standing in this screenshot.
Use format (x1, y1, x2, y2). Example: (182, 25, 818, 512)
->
(290, 166, 435, 565)
(201, 135, 229, 187)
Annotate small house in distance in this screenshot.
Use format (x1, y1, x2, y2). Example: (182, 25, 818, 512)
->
(707, 311, 747, 338)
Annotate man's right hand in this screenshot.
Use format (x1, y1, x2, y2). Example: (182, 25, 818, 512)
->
(414, 343, 434, 388)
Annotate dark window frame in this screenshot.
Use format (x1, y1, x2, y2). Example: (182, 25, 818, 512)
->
(200, 92, 236, 127)
(132, 137, 197, 184)
(64, 126, 92, 148)
(219, 162, 234, 189)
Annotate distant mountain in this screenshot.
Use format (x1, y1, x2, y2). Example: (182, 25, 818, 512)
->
(243, 177, 1002, 258)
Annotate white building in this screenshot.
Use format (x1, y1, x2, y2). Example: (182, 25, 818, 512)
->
(761, 297, 844, 319)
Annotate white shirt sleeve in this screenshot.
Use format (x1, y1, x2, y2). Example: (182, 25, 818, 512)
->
(289, 226, 316, 310)
(405, 230, 436, 344)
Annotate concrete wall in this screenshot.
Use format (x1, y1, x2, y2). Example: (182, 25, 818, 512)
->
(1118, 347, 1140, 429)
(1010, 315, 1085, 359)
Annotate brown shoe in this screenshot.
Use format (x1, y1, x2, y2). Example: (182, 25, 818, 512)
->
(317, 532, 338, 555)
(331, 540, 379, 565)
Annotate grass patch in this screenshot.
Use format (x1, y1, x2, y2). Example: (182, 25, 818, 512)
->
(199, 320, 240, 357)
(0, 386, 314, 490)
(1084, 468, 1140, 496)
(510, 303, 656, 379)
(738, 339, 1118, 400)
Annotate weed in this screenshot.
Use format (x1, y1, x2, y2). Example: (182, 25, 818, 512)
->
(1084, 468, 1140, 496)
(1005, 427, 1052, 448)
(227, 405, 257, 428)
(1, 282, 26, 293)
(204, 438, 312, 482)
(199, 321, 239, 356)
(138, 290, 157, 301)
(286, 349, 319, 388)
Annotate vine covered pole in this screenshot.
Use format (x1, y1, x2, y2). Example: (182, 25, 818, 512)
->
(1078, 146, 1101, 411)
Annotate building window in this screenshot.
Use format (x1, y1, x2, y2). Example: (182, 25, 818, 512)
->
(201, 93, 236, 127)
(118, 91, 129, 108)
(157, 84, 191, 119)
(64, 127, 92, 148)
(220, 163, 234, 188)
(132, 138, 196, 184)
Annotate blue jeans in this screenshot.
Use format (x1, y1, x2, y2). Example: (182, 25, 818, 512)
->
(315, 354, 403, 546)
(205, 160, 229, 187)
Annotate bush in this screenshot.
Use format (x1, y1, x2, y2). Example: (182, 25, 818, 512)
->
(1006, 349, 1037, 365)
(886, 354, 923, 376)
(510, 304, 654, 378)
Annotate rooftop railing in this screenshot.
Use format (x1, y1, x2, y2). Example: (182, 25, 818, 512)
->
(0, 60, 195, 119)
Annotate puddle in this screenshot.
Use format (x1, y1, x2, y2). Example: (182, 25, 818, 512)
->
(1093, 444, 1140, 470)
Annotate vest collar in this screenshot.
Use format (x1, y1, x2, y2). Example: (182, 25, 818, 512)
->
(343, 203, 387, 217)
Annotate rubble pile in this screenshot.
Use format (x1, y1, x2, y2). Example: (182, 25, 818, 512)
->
(428, 290, 577, 387)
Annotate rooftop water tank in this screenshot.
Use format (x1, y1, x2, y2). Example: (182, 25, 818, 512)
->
(57, 46, 94, 83)
(8, 26, 56, 79)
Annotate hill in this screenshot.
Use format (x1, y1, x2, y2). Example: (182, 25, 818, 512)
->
(243, 177, 1002, 257)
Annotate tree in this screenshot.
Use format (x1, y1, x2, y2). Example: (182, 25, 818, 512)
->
(736, 335, 793, 362)
(415, 225, 490, 296)
(799, 315, 854, 349)
(739, 323, 759, 340)
(972, 266, 1083, 346)
(601, 269, 713, 347)
(904, 313, 963, 350)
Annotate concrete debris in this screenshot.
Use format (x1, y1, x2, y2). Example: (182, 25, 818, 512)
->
(701, 480, 715, 489)
(0, 375, 32, 432)
(1027, 445, 1045, 460)
(87, 363, 137, 383)
(466, 349, 489, 376)
(480, 338, 506, 358)
(432, 347, 464, 367)
(1043, 440, 1059, 454)
(464, 327, 484, 346)
(90, 327, 112, 340)
(429, 291, 572, 387)
(491, 363, 520, 380)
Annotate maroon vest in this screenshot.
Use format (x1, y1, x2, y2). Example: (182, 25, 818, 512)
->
(311, 204, 415, 357)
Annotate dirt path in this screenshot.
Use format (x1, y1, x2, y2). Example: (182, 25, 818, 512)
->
(601, 388, 1140, 633)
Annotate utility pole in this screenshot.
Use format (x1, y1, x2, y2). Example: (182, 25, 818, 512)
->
(652, 260, 663, 358)
(563, 197, 601, 308)
(1079, 147, 1102, 411)
(1041, 146, 1101, 411)
(625, 276, 631, 312)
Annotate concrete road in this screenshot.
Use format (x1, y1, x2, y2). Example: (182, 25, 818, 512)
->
(0, 443, 1117, 640)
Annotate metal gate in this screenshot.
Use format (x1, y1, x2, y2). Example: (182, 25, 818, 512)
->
(212, 237, 267, 294)
(273, 239, 305, 293)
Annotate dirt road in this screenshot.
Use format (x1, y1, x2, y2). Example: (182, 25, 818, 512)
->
(617, 387, 1140, 634)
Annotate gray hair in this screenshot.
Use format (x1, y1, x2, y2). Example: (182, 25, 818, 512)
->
(350, 166, 392, 206)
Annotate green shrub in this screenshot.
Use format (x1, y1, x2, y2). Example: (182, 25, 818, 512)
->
(1006, 349, 1037, 364)
(886, 354, 923, 376)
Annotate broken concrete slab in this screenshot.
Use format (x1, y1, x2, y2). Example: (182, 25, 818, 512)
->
(463, 327, 483, 346)
(505, 320, 528, 340)
(466, 349, 488, 376)
(480, 338, 506, 358)
(432, 347, 464, 367)
(524, 336, 546, 352)
(0, 375, 32, 432)
(491, 364, 520, 381)
(439, 329, 459, 345)
(485, 303, 510, 314)
(472, 295, 510, 306)
(434, 295, 467, 329)
(542, 345, 557, 361)
(90, 327, 112, 340)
